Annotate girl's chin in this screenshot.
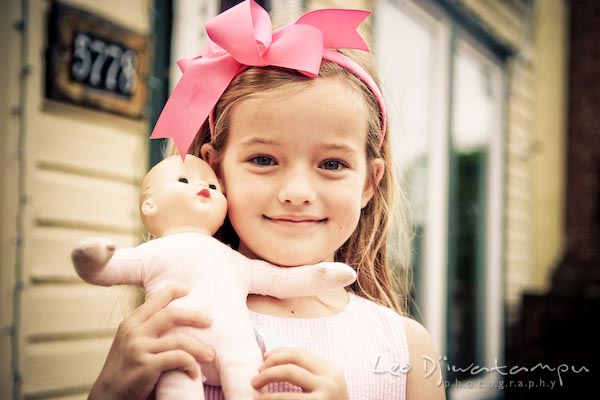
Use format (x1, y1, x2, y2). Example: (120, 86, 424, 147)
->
(238, 244, 331, 266)
(258, 253, 333, 267)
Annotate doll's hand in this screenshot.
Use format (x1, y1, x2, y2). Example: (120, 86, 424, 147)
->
(89, 285, 215, 400)
(251, 348, 349, 400)
(71, 237, 116, 281)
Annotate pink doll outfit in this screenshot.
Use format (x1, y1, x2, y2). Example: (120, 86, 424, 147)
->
(72, 232, 356, 400)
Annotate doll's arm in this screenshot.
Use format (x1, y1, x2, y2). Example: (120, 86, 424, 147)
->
(249, 261, 357, 299)
(71, 237, 144, 287)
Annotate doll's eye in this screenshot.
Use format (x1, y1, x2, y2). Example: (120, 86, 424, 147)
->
(178, 177, 189, 184)
(208, 184, 217, 190)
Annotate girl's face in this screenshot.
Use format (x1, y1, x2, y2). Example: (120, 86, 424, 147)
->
(211, 79, 383, 266)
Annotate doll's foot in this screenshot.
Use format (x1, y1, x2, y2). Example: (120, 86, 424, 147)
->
(316, 262, 357, 287)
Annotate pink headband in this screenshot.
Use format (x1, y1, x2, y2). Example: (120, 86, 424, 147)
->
(151, 0, 387, 157)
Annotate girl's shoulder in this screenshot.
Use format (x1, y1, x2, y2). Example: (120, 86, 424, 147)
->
(349, 292, 406, 324)
(351, 293, 446, 399)
(347, 293, 409, 344)
(349, 293, 436, 345)
(397, 315, 447, 400)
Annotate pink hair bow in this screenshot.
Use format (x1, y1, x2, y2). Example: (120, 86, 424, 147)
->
(151, 0, 382, 157)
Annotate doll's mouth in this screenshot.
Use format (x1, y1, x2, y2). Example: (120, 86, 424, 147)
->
(198, 189, 211, 198)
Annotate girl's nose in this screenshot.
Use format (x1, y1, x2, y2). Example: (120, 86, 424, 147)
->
(277, 169, 317, 205)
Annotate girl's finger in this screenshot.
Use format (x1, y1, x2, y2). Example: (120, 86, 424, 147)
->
(252, 364, 317, 392)
(260, 348, 324, 375)
(141, 305, 212, 337)
(150, 349, 201, 380)
(255, 393, 306, 400)
(128, 285, 189, 325)
(148, 334, 216, 363)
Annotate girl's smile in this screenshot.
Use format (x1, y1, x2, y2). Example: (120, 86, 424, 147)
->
(263, 215, 328, 233)
(264, 214, 326, 226)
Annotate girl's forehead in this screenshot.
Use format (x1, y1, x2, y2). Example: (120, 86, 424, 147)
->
(226, 79, 368, 145)
(245, 77, 359, 101)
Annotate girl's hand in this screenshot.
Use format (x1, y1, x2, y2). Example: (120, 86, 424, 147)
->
(251, 348, 349, 400)
(89, 285, 215, 400)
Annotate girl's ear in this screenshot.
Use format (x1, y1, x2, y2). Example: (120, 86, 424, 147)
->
(361, 158, 385, 208)
(200, 143, 226, 190)
(201, 144, 220, 175)
(141, 198, 158, 217)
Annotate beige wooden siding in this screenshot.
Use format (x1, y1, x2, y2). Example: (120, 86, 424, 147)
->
(465, 0, 567, 319)
(530, 0, 567, 291)
(0, 0, 152, 398)
(505, 54, 537, 320)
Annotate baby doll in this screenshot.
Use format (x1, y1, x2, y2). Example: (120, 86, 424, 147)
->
(71, 155, 357, 400)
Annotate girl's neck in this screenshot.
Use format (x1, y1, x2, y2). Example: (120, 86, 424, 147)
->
(247, 288, 350, 318)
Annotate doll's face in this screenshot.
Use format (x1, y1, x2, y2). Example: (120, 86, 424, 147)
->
(140, 155, 227, 237)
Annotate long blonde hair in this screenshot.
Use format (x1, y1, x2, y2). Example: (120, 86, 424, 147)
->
(173, 51, 413, 315)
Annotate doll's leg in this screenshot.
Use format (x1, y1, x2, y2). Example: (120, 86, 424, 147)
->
(217, 346, 264, 400)
(155, 367, 204, 400)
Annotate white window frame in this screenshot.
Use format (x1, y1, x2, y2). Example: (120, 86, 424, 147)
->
(375, 0, 451, 360)
(447, 34, 506, 400)
(375, 2, 506, 398)
(170, 0, 219, 89)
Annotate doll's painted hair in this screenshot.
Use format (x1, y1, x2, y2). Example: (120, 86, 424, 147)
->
(175, 50, 412, 314)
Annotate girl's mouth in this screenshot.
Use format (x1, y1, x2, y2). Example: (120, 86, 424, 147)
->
(264, 215, 326, 227)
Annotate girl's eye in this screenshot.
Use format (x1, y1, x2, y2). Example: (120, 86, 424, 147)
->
(178, 177, 189, 184)
(320, 160, 346, 171)
(208, 184, 217, 190)
(251, 155, 276, 166)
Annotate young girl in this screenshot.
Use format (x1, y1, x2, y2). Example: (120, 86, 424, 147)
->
(88, 2, 445, 399)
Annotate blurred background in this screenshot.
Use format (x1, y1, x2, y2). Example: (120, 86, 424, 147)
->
(0, 0, 597, 399)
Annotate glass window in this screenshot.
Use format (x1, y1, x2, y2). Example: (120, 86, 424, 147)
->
(375, 0, 451, 354)
(376, 1, 506, 396)
(447, 41, 500, 380)
(375, 1, 446, 327)
(376, 0, 435, 313)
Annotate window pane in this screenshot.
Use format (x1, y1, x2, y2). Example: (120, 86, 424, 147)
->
(376, 1, 438, 313)
(447, 44, 498, 381)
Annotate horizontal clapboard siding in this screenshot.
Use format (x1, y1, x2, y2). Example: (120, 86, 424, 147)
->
(21, 284, 137, 339)
(31, 169, 140, 233)
(11, 0, 152, 398)
(27, 226, 138, 283)
(34, 110, 148, 183)
(21, 337, 114, 397)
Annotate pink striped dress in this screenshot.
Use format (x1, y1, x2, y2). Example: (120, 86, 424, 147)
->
(204, 293, 409, 399)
